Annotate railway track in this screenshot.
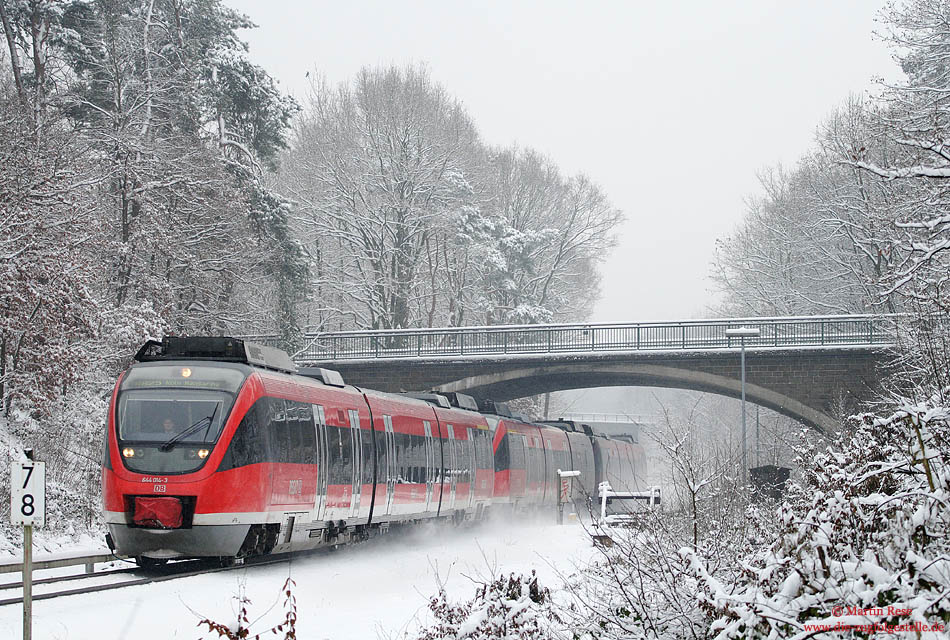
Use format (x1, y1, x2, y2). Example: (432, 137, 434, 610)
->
(0, 554, 300, 607)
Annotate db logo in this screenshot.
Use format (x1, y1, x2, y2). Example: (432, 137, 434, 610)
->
(832, 606, 843, 617)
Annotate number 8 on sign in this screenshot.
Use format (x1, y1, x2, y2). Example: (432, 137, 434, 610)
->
(11, 461, 45, 527)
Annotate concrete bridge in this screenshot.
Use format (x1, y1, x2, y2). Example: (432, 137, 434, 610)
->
(261, 316, 894, 432)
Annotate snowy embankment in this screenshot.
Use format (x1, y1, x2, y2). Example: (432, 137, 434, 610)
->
(0, 518, 594, 640)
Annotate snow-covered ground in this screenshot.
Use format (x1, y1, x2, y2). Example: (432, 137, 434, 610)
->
(0, 518, 595, 639)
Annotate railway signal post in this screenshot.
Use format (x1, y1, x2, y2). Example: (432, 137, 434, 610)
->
(556, 469, 580, 524)
(11, 451, 45, 640)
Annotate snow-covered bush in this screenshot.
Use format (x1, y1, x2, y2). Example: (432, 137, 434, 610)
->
(415, 571, 567, 640)
(691, 397, 950, 638)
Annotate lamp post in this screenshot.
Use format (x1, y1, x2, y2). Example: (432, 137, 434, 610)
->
(726, 326, 761, 484)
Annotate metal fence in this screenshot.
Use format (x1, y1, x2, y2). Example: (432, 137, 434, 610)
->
(248, 315, 893, 362)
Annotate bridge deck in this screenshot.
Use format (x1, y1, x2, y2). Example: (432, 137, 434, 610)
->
(246, 315, 893, 363)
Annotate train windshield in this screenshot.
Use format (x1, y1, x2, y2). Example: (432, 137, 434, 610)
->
(116, 389, 234, 474)
(115, 365, 246, 474)
(117, 389, 232, 443)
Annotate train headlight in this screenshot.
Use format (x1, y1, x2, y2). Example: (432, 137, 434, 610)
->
(122, 447, 136, 458)
(180, 367, 192, 378)
(197, 449, 209, 459)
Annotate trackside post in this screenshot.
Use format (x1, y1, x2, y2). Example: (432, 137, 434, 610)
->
(556, 469, 580, 524)
(11, 450, 45, 640)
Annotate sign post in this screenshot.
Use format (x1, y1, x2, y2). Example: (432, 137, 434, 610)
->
(11, 453, 45, 640)
(556, 469, 580, 524)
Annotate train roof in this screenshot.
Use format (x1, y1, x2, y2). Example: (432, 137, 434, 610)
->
(135, 337, 347, 389)
(539, 419, 638, 443)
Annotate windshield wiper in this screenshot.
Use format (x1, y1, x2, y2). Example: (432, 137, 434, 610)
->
(159, 404, 219, 451)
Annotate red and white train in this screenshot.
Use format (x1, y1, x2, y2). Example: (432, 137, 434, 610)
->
(101, 337, 645, 565)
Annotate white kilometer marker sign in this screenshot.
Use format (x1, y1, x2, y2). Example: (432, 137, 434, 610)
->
(11, 461, 46, 527)
(11, 458, 45, 640)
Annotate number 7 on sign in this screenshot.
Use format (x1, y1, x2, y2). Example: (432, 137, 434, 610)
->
(11, 461, 45, 528)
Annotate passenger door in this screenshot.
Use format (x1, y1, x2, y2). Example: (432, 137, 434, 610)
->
(445, 424, 457, 510)
(347, 409, 362, 519)
(383, 415, 396, 516)
(466, 427, 477, 508)
(423, 421, 434, 512)
(310, 404, 328, 523)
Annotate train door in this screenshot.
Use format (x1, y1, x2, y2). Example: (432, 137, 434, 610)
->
(507, 432, 527, 504)
(466, 427, 477, 509)
(423, 420, 434, 512)
(310, 404, 329, 523)
(445, 424, 457, 510)
(383, 415, 396, 516)
(347, 409, 362, 519)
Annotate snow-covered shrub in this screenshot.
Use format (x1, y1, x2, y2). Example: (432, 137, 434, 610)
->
(198, 577, 298, 639)
(415, 571, 567, 640)
(691, 396, 950, 638)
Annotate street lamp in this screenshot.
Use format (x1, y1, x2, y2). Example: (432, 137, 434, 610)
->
(726, 326, 761, 484)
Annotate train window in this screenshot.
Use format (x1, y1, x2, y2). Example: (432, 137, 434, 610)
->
(526, 444, 544, 485)
(326, 424, 351, 485)
(493, 432, 509, 472)
(219, 400, 268, 471)
(475, 430, 491, 469)
(297, 403, 316, 465)
(392, 432, 406, 484)
(117, 388, 231, 444)
(267, 398, 289, 463)
(507, 433, 525, 470)
(411, 434, 424, 484)
(361, 426, 374, 485)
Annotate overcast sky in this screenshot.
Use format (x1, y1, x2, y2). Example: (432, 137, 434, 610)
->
(225, 0, 899, 323)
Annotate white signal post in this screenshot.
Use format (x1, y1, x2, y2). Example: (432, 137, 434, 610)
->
(556, 469, 580, 524)
(11, 453, 45, 640)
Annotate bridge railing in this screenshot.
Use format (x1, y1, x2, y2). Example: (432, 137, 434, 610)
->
(267, 315, 892, 362)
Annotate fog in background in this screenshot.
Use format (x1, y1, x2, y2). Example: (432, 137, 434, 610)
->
(225, 0, 899, 443)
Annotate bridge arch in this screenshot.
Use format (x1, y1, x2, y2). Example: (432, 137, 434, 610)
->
(433, 362, 838, 432)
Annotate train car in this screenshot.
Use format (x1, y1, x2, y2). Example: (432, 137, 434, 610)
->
(538, 420, 596, 506)
(102, 337, 492, 566)
(404, 392, 494, 521)
(591, 434, 643, 493)
(102, 336, 650, 565)
(539, 419, 645, 503)
(481, 401, 548, 510)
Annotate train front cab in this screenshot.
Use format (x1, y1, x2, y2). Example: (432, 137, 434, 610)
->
(102, 361, 264, 561)
(103, 360, 380, 562)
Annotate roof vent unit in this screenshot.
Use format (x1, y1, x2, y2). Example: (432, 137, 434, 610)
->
(298, 367, 346, 387)
(244, 342, 298, 374)
(401, 392, 451, 409)
(580, 424, 594, 437)
(477, 399, 513, 417)
(134, 336, 297, 374)
(438, 392, 479, 412)
(542, 420, 577, 432)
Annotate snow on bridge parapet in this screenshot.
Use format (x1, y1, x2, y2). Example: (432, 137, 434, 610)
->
(248, 314, 897, 363)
